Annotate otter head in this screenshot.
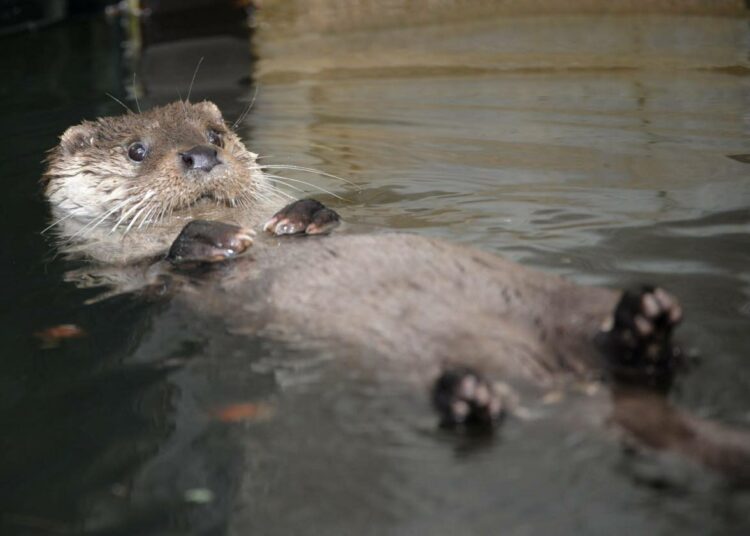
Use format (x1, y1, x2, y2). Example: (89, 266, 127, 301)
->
(43, 100, 264, 232)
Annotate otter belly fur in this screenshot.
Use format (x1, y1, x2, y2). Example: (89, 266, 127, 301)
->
(42, 100, 750, 481)
(201, 233, 618, 385)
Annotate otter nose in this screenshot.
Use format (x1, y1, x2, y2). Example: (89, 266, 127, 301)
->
(180, 145, 220, 172)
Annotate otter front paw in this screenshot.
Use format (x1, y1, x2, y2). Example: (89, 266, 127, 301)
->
(263, 199, 340, 236)
(167, 220, 254, 264)
(602, 286, 684, 386)
(432, 367, 504, 431)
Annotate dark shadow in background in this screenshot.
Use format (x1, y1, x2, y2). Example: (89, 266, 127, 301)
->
(135, 0, 256, 115)
(0, 3, 260, 534)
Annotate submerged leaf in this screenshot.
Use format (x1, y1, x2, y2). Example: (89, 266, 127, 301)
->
(212, 402, 274, 423)
(35, 324, 86, 348)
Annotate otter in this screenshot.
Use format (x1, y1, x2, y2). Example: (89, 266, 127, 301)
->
(43, 100, 750, 481)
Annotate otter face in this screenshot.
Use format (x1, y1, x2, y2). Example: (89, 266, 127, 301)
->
(43, 100, 265, 232)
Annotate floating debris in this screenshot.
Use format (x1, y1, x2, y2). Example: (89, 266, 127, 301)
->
(184, 488, 214, 504)
(212, 401, 274, 423)
(34, 324, 86, 349)
(541, 390, 564, 405)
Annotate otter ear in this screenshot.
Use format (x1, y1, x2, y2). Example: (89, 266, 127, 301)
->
(194, 100, 224, 120)
(60, 122, 96, 156)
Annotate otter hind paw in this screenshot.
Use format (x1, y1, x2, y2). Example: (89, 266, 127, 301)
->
(432, 367, 504, 431)
(263, 199, 340, 236)
(168, 220, 254, 264)
(604, 286, 684, 385)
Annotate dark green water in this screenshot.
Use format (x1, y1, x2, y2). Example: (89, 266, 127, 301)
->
(1, 7, 749, 535)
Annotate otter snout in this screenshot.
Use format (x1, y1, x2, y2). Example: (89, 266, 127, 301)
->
(180, 145, 221, 173)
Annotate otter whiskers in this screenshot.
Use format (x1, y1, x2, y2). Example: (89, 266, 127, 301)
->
(258, 164, 360, 190)
(41, 209, 86, 235)
(70, 193, 141, 239)
(112, 190, 156, 233)
(263, 174, 346, 201)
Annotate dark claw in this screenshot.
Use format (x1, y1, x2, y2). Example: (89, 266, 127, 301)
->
(432, 366, 504, 431)
(264, 199, 340, 236)
(167, 220, 254, 264)
(602, 286, 684, 388)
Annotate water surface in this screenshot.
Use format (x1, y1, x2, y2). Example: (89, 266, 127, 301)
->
(0, 6, 749, 535)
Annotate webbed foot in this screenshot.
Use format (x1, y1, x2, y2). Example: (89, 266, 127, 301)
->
(432, 367, 504, 431)
(602, 286, 684, 387)
(263, 199, 340, 236)
(167, 220, 254, 264)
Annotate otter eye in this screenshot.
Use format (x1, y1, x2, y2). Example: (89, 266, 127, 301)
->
(127, 142, 148, 162)
(207, 129, 223, 147)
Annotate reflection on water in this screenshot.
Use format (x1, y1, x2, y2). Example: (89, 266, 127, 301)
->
(1, 4, 749, 535)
